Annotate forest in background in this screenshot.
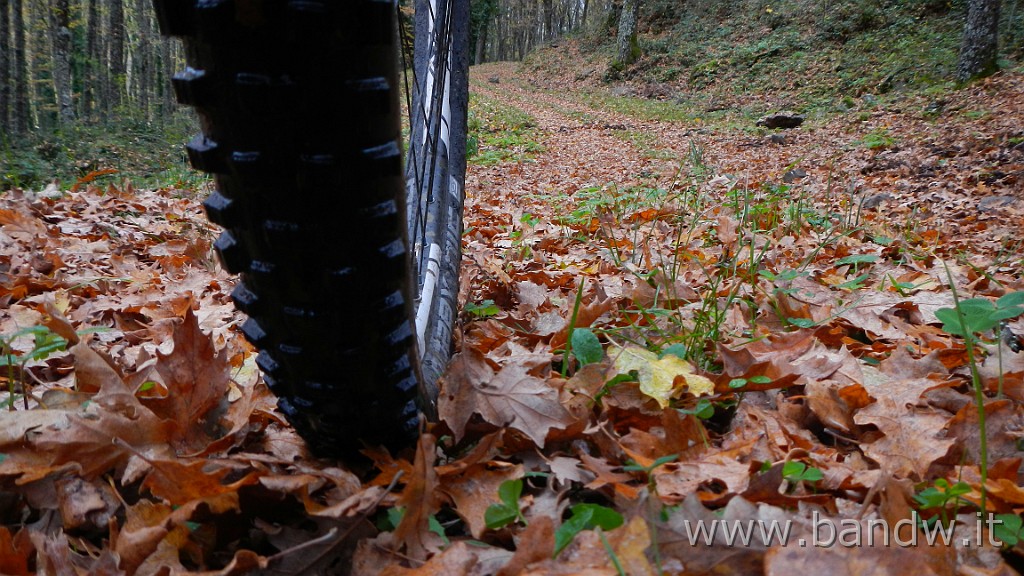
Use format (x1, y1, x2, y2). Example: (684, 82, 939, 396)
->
(0, 0, 189, 188)
(1, 0, 1023, 190)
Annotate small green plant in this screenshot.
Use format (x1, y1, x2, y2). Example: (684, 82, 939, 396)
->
(484, 479, 526, 530)
(835, 253, 879, 273)
(913, 478, 971, 528)
(937, 290, 1024, 399)
(781, 461, 824, 484)
(570, 328, 604, 367)
(553, 503, 624, 556)
(623, 454, 679, 491)
(678, 397, 715, 420)
(562, 280, 587, 377)
(992, 514, 1024, 547)
(687, 140, 709, 178)
(727, 375, 772, 390)
(859, 128, 896, 150)
(1, 325, 69, 409)
(936, 278, 1023, 512)
(935, 293, 1024, 340)
(381, 507, 450, 546)
(464, 299, 501, 319)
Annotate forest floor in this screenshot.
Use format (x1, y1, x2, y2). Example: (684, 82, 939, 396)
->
(0, 59, 1023, 575)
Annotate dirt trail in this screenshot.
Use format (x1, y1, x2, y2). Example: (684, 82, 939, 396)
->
(467, 71, 661, 206)
(468, 61, 1024, 262)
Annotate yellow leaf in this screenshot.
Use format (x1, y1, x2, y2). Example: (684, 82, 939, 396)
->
(612, 345, 714, 408)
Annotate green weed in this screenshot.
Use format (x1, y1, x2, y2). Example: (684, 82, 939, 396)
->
(914, 478, 971, 529)
(554, 504, 624, 557)
(484, 479, 526, 530)
(1, 325, 68, 409)
(467, 93, 544, 166)
(858, 128, 897, 150)
(465, 299, 501, 319)
(781, 461, 824, 484)
(936, 272, 1024, 513)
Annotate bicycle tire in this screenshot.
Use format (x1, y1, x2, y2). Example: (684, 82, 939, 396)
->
(405, 0, 468, 408)
(153, 0, 448, 456)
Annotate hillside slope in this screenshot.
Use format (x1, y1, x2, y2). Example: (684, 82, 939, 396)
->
(522, 0, 1021, 120)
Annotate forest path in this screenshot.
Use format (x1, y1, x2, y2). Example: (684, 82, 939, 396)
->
(466, 61, 1024, 261)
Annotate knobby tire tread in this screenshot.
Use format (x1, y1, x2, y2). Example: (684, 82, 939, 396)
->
(154, 0, 421, 456)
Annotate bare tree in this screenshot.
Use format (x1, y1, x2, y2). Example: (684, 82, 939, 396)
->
(957, 0, 1001, 82)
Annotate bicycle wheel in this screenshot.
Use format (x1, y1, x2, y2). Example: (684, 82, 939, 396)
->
(153, 0, 467, 457)
(405, 0, 468, 409)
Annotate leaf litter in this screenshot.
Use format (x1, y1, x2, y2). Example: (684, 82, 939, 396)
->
(0, 62, 1022, 574)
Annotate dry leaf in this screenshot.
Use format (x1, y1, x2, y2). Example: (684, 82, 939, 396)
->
(612, 344, 714, 407)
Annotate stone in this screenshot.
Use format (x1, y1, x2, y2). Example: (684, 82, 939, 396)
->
(978, 195, 1018, 212)
(756, 111, 805, 129)
(861, 192, 893, 210)
(782, 169, 808, 183)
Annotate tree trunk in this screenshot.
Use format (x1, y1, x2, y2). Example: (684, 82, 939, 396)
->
(1, 0, 10, 136)
(606, 1, 622, 32)
(160, 37, 173, 119)
(11, 0, 27, 133)
(84, 0, 100, 121)
(615, 0, 640, 68)
(957, 0, 1000, 82)
(475, 20, 488, 65)
(543, 0, 554, 41)
(133, 0, 152, 121)
(470, 0, 497, 65)
(49, 0, 75, 124)
(108, 0, 125, 111)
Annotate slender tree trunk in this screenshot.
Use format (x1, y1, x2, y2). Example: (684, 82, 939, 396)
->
(474, 15, 489, 65)
(95, 1, 109, 121)
(133, 0, 151, 121)
(84, 0, 100, 121)
(108, 0, 125, 111)
(543, 0, 554, 41)
(1, 0, 10, 136)
(957, 0, 1001, 81)
(160, 37, 173, 119)
(615, 0, 641, 67)
(49, 0, 75, 124)
(11, 0, 27, 133)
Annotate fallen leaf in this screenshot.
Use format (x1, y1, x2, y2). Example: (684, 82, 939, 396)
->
(442, 462, 523, 539)
(612, 344, 714, 407)
(146, 306, 232, 451)
(393, 434, 444, 561)
(440, 349, 572, 447)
